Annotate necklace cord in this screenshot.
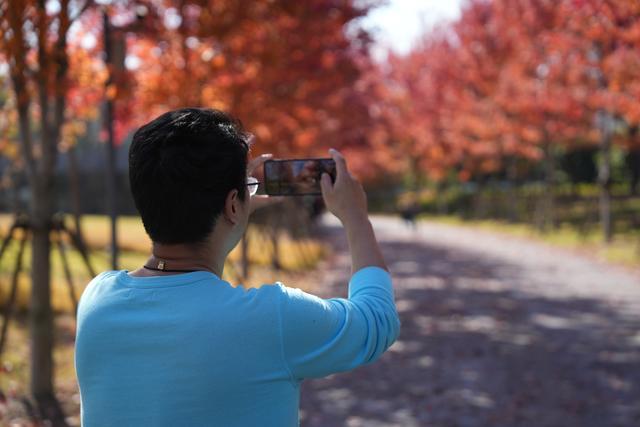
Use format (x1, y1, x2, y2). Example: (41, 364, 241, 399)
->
(142, 265, 201, 273)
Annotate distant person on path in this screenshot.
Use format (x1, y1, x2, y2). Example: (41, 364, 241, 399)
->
(399, 192, 420, 229)
(74, 108, 400, 426)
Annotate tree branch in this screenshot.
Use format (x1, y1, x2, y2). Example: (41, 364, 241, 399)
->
(6, 1, 37, 183)
(70, 0, 95, 23)
(36, 0, 52, 177)
(50, 0, 71, 177)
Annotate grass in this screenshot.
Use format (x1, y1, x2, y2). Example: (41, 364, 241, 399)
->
(1, 314, 81, 425)
(419, 214, 640, 268)
(0, 214, 327, 313)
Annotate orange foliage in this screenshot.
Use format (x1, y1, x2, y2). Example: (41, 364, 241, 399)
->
(112, 0, 385, 179)
(382, 0, 640, 180)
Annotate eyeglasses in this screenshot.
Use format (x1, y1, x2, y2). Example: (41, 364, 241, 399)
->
(247, 176, 260, 196)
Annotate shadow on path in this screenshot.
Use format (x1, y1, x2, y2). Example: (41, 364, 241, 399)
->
(300, 220, 640, 427)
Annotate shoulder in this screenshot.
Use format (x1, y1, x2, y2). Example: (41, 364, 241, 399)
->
(78, 271, 121, 306)
(235, 281, 288, 303)
(86, 270, 120, 290)
(233, 281, 322, 312)
(83, 270, 117, 292)
(254, 281, 317, 301)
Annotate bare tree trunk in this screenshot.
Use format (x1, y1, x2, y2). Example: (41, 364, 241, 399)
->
(67, 145, 88, 249)
(545, 144, 556, 230)
(598, 114, 613, 243)
(14, 75, 66, 425)
(506, 157, 518, 223)
(625, 148, 640, 197)
(6, 162, 23, 214)
(591, 42, 614, 243)
(536, 143, 556, 232)
(268, 212, 281, 271)
(270, 228, 280, 271)
(30, 181, 67, 425)
(5, 0, 75, 423)
(473, 176, 488, 219)
(103, 11, 119, 270)
(30, 218, 53, 392)
(435, 180, 447, 215)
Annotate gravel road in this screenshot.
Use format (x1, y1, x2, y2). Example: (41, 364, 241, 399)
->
(299, 215, 640, 427)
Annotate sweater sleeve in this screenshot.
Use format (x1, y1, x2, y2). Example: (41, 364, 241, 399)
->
(278, 266, 401, 381)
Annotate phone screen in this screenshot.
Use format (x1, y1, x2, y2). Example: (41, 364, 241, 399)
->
(263, 158, 336, 196)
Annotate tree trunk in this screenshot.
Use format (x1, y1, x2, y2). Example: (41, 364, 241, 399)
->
(626, 148, 640, 196)
(268, 210, 281, 271)
(67, 145, 88, 250)
(103, 11, 119, 270)
(30, 181, 67, 425)
(545, 144, 556, 230)
(270, 228, 280, 271)
(536, 143, 556, 232)
(598, 118, 613, 243)
(506, 157, 518, 223)
(473, 176, 488, 219)
(30, 220, 53, 399)
(7, 163, 23, 214)
(435, 180, 447, 215)
(6, 1, 74, 423)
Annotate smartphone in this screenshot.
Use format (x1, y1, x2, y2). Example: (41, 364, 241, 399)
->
(263, 158, 336, 196)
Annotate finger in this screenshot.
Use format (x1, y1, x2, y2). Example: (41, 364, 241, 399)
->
(329, 148, 348, 181)
(320, 172, 332, 198)
(248, 153, 273, 173)
(247, 153, 273, 175)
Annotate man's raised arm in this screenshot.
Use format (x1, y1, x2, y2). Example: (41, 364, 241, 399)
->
(319, 148, 387, 275)
(275, 148, 399, 381)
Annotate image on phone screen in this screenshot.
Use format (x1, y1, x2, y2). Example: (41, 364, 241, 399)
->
(264, 158, 336, 196)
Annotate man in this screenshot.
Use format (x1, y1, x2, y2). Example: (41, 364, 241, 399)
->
(74, 108, 400, 426)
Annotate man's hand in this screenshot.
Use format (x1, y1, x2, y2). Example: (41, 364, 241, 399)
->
(320, 148, 368, 226)
(247, 153, 284, 214)
(320, 148, 387, 273)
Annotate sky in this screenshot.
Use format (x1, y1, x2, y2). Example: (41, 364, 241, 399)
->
(362, 0, 464, 58)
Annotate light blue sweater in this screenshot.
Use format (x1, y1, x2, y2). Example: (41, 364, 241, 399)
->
(74, 266, 400, 426)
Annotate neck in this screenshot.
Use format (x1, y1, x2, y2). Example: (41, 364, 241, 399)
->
(145, 242, 225, 278)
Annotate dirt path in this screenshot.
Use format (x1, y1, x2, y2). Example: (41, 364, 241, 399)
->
(299, 215, 640, 427)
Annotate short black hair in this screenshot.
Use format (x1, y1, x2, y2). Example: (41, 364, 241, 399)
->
(129, 108, 251, 245)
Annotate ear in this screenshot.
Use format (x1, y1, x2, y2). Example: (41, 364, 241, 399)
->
(223, 188, 241, 225)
